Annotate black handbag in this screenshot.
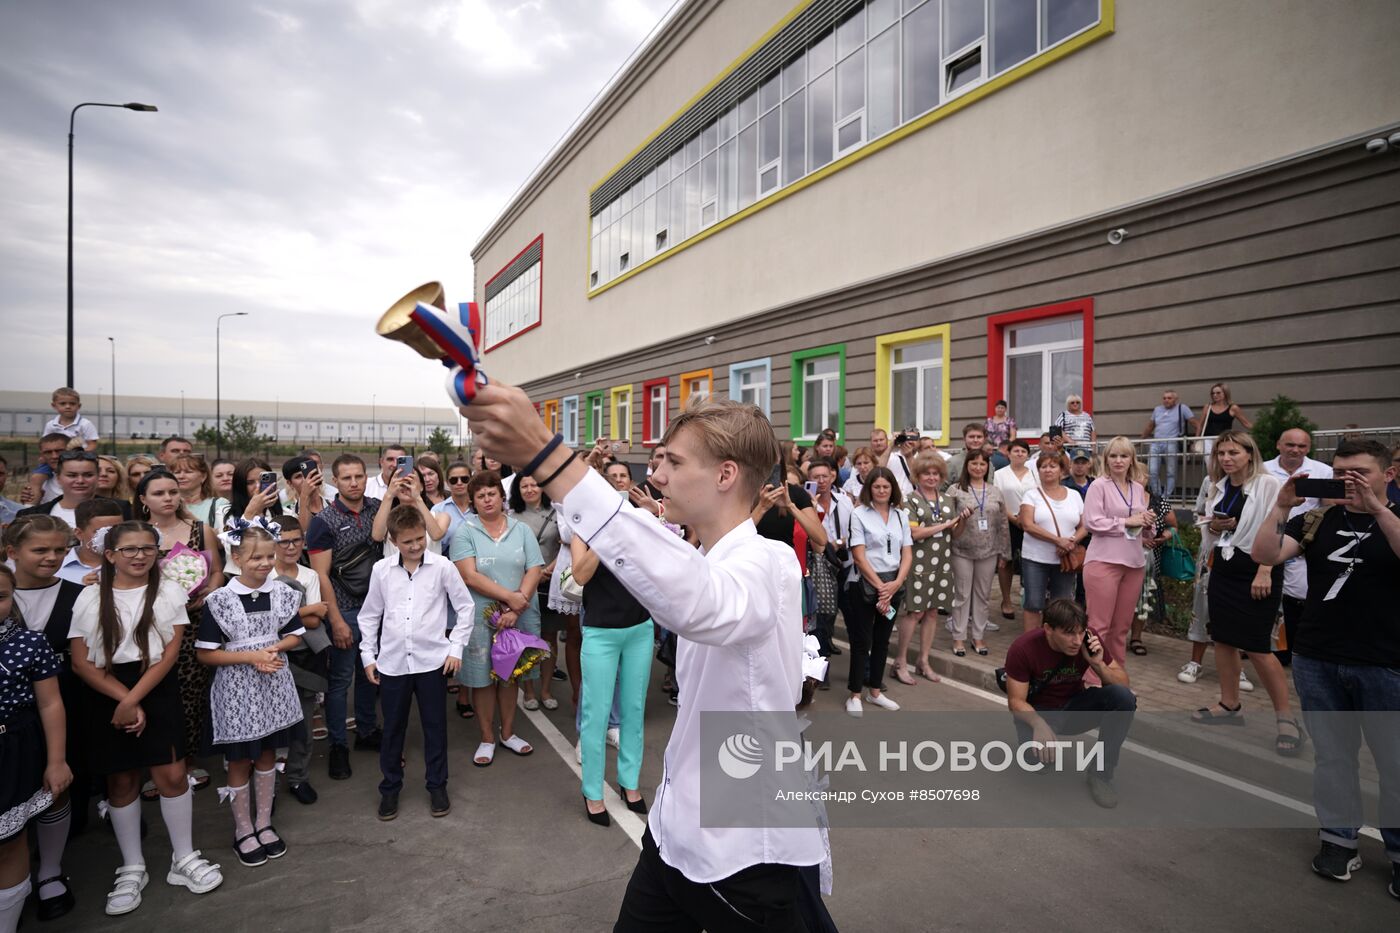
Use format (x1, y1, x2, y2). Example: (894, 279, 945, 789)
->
(822, 504, 850, 575)
(860, 570, 899, 604)
(329, 538, 380, 598)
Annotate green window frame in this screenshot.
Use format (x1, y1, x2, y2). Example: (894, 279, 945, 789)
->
(789, 342, 846, 443)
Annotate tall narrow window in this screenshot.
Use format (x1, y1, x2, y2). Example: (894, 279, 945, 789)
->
(728, 359, 772, 415)
(642, 377, 670, 444)
(791, 345, 846, 442)
(561, 396, 579, 446)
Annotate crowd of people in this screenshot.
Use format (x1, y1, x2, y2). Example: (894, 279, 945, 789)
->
(1, 382, 1397, 927)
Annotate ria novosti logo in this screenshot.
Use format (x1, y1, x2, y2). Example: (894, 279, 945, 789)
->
(717, 733, 765, 779)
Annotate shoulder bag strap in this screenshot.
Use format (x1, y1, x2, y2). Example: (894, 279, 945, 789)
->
(1038, 488, 1063, 539)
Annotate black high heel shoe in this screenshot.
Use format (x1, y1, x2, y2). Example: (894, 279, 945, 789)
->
(583, 796, 610, 827)
(617, 784, 647, 814)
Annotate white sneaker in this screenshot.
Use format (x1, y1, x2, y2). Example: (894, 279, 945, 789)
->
(845, 696, 863, 718)
(606, 727, 620, 749)
(575, 742, 582, 764)
(985, 621, 1001, 632)
(1177, 661, 1202, 684)
(167, 850, 223, 894)
(865, 692, 900, 711)
(1239, 670, 1255, 692)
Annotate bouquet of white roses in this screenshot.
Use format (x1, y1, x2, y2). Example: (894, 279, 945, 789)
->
(160, 541, 209, 595)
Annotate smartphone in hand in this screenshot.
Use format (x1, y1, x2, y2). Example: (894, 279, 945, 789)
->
(395, 455, 414, 478)
(258, 471, 278, 493)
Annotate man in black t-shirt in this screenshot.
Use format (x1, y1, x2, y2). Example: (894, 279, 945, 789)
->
(1253, 438, 1400, 896)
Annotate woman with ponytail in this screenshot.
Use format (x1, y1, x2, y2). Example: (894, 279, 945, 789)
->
(68, 521, 223, 915)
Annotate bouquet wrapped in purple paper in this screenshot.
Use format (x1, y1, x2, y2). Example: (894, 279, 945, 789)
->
(480, 601, 552, 683)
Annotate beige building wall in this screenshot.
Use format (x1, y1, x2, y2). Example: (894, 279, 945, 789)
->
(472, 0, 1400, 385)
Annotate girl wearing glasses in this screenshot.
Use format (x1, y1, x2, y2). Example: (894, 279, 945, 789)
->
(69, 522, 224, 914)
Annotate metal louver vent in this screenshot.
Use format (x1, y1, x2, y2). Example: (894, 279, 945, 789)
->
(590, 0, 863, 216)
(485, 238, 543, 302)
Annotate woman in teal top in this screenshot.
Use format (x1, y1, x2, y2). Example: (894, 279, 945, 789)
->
(450, 471, 544, 767)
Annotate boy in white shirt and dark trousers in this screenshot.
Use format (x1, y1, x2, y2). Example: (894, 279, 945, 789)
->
(358, 508, 474, 821)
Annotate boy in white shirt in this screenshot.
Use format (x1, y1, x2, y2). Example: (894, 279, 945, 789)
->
(466, 386, 826, 931)
(358, 508, 474, 821)
(41, 387, 99, 451)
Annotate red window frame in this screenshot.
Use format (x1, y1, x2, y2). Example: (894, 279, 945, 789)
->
(986, 297, 1095, 426)
(641, 377, 670, 447)
(482, 234, 544, 353)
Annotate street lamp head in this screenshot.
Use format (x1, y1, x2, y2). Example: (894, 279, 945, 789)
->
(124, 103, 158, 112)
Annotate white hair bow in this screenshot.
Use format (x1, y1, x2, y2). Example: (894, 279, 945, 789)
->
(218, 515, 283, 548)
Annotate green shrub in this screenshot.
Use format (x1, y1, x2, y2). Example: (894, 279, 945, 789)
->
(1251, 395, 1317, 459)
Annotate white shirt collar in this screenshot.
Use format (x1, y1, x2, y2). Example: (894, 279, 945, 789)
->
(227, 575, 278, 595)
(699, 518, 758, 562)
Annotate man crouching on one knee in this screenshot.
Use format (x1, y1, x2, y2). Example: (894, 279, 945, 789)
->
(1004, 598, 1137, 808)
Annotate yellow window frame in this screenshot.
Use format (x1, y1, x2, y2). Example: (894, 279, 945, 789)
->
(874, 324, 951, 445)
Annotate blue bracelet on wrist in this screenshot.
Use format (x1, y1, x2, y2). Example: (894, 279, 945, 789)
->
(522, 433, 564, 479)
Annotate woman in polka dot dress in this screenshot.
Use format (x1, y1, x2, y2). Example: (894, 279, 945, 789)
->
(894, 454, 967, 683)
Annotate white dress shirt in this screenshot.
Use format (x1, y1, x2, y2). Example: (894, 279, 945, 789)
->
(561, 469, 827, 886)
(358, 549, 475, 676)
(57, 547, 101, 585)
(994, 463, 1038, 516)
(888, 450, 916, 497)
(1262, 456, 1333, 599)
(364, 472, 392, 501)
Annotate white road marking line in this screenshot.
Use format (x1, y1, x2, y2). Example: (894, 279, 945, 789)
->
(830, 637, 1382, 841)
(516, 687, 646, 848)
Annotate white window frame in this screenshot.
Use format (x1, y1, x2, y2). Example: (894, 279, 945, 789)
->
(561, 396, 579, 446)
(942, 37, 986, 100)
(802, 355, 841, 440)
(1004, 319, 1083, 436)
(889, 341, 945, 439)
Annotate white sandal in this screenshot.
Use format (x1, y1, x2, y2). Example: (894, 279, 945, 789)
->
(105, 864, 149, 916)
(472, 742, 496, 767)
(500, 733, 533, 756)
(542, 697, 559, 710)
(167, 850, 224, 894)
(522, 697, 540, 711)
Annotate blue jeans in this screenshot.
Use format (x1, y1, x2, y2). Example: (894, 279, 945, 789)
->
(326, 604, 380, 747)
(1292, 655, 1400, 859)
(1148, 441, 1178, 499)
(1021, 558, 1077, 612)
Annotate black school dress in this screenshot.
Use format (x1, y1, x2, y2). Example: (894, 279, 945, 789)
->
(1206, 481, 1283, 653)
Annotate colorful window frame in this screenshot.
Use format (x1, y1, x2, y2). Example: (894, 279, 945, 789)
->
(541, 399, 560, 435)
(986, 297, 1095, 432)
(679, 368, 713, 409)
(642, 376, 670, 446)
(728, 357, 772, 416)
(482, 234, 544, 352)
(874, 324, 951, 443)
(584, 390, 606, 445)
(609, 385, 633, 441)
(561, 395, 580, 446)
(789, 343, 846, 443)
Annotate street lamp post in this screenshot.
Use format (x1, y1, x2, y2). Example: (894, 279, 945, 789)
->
(108, 337, 116, 455)
(371, 395, 377, 446)
(215, 312, 249, 458)
(68, 101, 157, 387)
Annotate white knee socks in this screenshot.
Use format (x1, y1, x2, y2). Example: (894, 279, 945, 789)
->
(160, 789, 195, 862)
(0, 878, 31, 933)
(227, 783, 255, 851)
(35, 800, 71, 898)
(107, 798, 145, 867)
(254, 768, 277, 830)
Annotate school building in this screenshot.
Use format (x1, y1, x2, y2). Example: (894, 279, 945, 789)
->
(470, 0, 1400, 452)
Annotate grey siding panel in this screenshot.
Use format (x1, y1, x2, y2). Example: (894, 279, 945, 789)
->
(524, 149, 1400, 450)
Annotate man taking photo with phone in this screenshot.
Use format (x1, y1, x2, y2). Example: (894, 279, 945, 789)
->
(366, 444, 408, 500)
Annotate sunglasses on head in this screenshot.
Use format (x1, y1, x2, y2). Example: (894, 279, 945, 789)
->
(60, 449, 98, 462)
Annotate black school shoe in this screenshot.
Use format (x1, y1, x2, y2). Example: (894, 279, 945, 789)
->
(34, 875, 75, 921)
(235, 833, 268, 867)
(328, 744, 352, 780)
(354, 728, 383, 751)
(1311, 840, 1362, 881)
(378, 792, 399, 821)
(1389, 861, 1399, 901)
(429, 786, 451, 817)
(288, 781, 318, 805)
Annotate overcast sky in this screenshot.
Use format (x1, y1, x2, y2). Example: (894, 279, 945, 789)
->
(0, 0, 674, 409)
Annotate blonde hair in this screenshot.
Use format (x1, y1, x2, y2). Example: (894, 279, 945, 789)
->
(1065, 394, 1083, 406)
(911, 452, 947, 480)
(1207, 429, 1263, 483)
(96, 455, 128, 499)
(1210, 382, 1233, 406)
(1098, 435, 1141, 480)
(51, 387, 80, 402)
(660, 396, 781, 505)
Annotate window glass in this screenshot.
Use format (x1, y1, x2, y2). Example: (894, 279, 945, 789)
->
(893, 339, 937, 364)
(1008, 354, 1043, 431)
(946, 47, 982, 94)
(655, 154, 670, 187)
(992, 0, 1038, 74)
(702, 151, 717, 202)
(738, 123, 758, 207)
(902, 0, 940, 118)
(655, 182, 670, 236)
(1050, 349, 1083, 413)
(670, 175, 685, 242)
(868, 24, 899, 138)
(837, 117, 863, 152)
(868, 0, 898, 34)
(782, 52, 806, 98)
(618, 208, 631, 266)
(808, 69, 834, 170)
(759, 73, 780, 113)
(1044, 0, 1097, 46)
(637, 199, 651, 262)
(701, 121, 717, 154)
(782, 88, 806, 185)
(943, 0, 986, 55)
(739, 90, 758, 126)
(1009, 318, 1082, 347)
(806, 355, 838, 377)
(922, 365, 943, 435)
(719, 106, 735, 141)
(891, 367, 919, 435)
(808, 29, 834, 76)
(685, 134, 700, 166)
(760, 109, 781, 165)
(760, 165, 779, 194)
(836, 8, 864, 59)
(684, 164, 701, 238)
(837, 48, 865, 120)
(720, 138, 737, 217)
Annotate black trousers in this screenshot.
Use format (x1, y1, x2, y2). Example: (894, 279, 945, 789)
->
(844, 584, 900, 695)
(378, 668, 448, 794)
(614, 829, 806, 932)
(1012, 685, 1138, 780)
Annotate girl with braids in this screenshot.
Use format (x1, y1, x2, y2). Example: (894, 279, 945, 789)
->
(3, 516, 84, 921)
(68, 521, 223, 915)
(134, 468, 222, 790)
(0, 562, 72, 932)
(197, 519, 304, 867)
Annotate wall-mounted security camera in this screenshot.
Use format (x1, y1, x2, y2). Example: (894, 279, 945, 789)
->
(574, 371, 583, 380)
(1106, 228, 1128, 246)
(704, 335, 717, 345)
(1389, 131, 1400, 147)
(1365, 137, 1389, 154)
